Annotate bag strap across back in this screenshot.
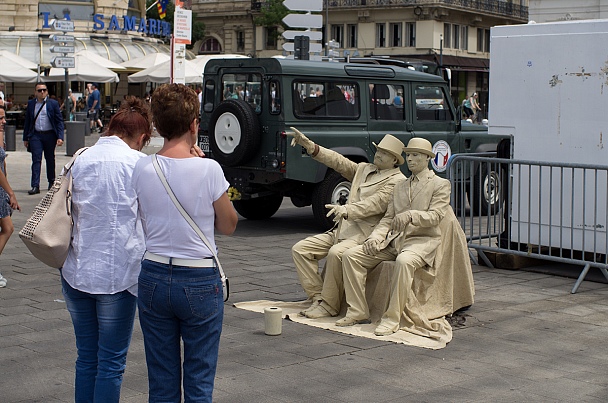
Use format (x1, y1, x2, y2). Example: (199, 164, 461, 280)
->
(151, 155, 226, 281)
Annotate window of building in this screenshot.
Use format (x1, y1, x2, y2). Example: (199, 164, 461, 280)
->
(200, 37, 221, 54)
(265, 27, 278, 50)
(415, 85, 452, 122)
(477, 28, 490, 52)
(236, 31, 245, 52)
(347, 24, 357, 48)
(376, 23, 386, 48)
(443, 24, 451, 49)
(452, 24, 460, 49)
(460, 26, 468, 50)
(405, 22, 416, 47)
(293, 81, 359, 119)
(331, 25, 343, 46)
(389, 23, 402, 47)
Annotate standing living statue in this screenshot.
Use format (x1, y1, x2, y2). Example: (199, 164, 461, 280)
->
(340, 137, 452, 337)
(289, 127, 405, 319)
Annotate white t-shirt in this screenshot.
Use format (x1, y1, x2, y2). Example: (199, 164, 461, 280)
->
(132, 155, 229, 259)
(62, 136, 146, 296)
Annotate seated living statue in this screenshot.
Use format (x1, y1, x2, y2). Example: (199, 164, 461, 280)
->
(289, 127, 406, 319)
(340, 137, 464, 338)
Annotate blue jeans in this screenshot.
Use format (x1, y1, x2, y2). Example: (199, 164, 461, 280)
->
(29, 131, 57, 188)
(138, 259, 224, 403)
(61, 276, 137, 403)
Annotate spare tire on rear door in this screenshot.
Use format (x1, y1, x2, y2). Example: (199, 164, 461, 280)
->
(209, 99, 261, 167)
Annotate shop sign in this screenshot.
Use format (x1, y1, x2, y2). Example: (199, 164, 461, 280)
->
(40, 12, 171, 37)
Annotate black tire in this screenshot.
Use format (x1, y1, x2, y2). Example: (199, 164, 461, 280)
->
(209, 99, 261, 167)
(312, 170, 352, 230)
(233, 194, 283, 220)
(468, 162, 502, 215)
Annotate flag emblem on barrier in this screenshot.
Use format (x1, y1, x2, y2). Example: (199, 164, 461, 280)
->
(157, 0, 169, 19)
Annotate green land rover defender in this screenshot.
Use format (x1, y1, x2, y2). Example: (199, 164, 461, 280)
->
(199, 58, 510, 229)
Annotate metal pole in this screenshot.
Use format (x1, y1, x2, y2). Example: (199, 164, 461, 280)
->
(439, 34, 443, 67)
(64, 68, 69, 121)
(325, 0, 329, 56)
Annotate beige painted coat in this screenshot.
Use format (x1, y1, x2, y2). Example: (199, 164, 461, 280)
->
(369, 169, 451, 266)
(313, 146, 405, 242)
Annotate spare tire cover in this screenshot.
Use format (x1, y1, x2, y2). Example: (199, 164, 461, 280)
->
(209, 99, 261, 167)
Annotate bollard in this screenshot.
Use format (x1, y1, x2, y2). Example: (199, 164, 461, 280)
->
(65, 121, 86, 156)
(4, 125, 16, 151)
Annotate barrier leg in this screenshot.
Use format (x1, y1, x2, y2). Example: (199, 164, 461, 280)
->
(571, 263, 591, 294)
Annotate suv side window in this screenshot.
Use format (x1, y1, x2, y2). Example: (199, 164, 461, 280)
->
(415, 85, 453, 121)
(293, 81, 359, 119)
(221, 73, 262, 112)
(270, 80, 280, 114)
(370, 83, 405, 121)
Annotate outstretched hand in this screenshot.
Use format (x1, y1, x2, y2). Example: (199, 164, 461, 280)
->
(287, 126, 315, 154)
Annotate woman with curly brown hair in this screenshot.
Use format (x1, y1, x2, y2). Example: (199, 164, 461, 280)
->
(61, 96, 152, 403)
(133, 84, 237, 402)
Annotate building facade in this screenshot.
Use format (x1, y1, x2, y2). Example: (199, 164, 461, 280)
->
(192, 0, 529, 116)
(529, 0, 608, 22)
(0, 0, 180, 105)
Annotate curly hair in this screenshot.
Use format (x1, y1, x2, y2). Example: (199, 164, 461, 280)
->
(104, 96, 152, 147)
(150, 84, 199, 141)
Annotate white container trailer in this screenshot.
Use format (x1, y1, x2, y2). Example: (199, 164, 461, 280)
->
(488, 19, 608, 254)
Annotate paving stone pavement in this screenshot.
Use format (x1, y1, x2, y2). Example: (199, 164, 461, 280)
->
(1, 131, 607, 402)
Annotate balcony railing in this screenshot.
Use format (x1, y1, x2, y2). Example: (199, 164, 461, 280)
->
(252, 0, 528, 21)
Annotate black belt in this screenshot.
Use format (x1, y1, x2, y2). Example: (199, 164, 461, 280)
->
(34, 130, 55, 135)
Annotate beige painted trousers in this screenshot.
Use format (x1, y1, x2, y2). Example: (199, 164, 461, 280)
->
(342, 244, 433, 333)
(292, 232, 359, 314)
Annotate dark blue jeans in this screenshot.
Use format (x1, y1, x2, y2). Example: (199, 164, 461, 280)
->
(61, 276, 137, 403)
(138, 259, 224, 403)
(29, 131, 57, 188)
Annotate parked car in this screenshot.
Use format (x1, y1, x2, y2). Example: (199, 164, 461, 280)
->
(199, 58, 510, 229)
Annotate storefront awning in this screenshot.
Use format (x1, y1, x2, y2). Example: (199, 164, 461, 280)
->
(414, 54, 489, 72)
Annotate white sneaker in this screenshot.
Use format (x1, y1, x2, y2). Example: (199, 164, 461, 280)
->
(0, 274, 7, 288)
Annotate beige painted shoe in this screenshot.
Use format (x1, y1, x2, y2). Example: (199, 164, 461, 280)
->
(299, 299, 322, 316)
(305, 303, 337, 319)
(374, 323, 397, 336)
(335, 316, 370, 327)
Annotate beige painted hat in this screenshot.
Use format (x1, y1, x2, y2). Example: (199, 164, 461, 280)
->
(403, 137, 435, 158)
(372, 134, 405, 166)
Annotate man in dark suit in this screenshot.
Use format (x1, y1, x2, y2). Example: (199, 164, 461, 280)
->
(23, 82, 64, 195)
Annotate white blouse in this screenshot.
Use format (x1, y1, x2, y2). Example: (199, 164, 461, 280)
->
(62, 136, 146, 296)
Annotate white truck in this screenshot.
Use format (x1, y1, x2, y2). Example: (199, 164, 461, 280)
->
(488, 19, 608, 254)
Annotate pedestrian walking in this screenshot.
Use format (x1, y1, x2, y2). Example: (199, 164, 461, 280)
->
(22, 82, 64, 195)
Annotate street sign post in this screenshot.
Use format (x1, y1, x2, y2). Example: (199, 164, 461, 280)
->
(50, 56, 75, 69)
(52, 20, 74, 32)
(282, 30, 323, 41)
(51, 35, 75, 43)
(50, 46, 75, 54)
(282, 42, 323, 53)
(283, 0, 323, 11)
(282, 14, 323, 29)
(51, 20, 75, 121)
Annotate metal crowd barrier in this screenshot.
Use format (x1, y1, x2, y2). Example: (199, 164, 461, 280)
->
(447, 154, 608, 293)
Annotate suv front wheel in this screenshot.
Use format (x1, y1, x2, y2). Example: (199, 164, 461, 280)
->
(209, 99, 261, 167)
(312, 170, 351, 230)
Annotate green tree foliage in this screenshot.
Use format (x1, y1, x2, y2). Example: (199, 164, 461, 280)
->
(254, 0, 288, 39)
(146, 0, 205, 49)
